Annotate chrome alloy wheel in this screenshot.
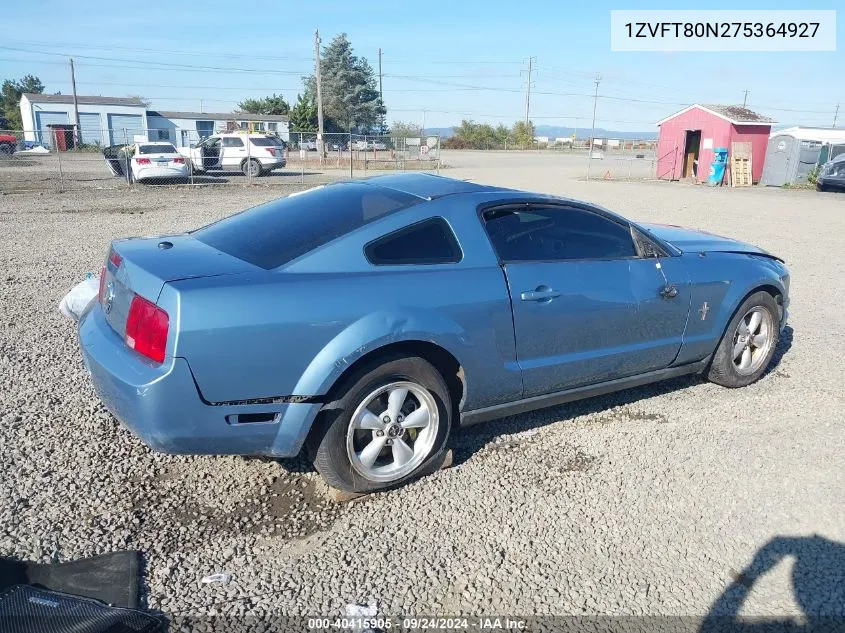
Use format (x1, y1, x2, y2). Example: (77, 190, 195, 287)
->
(732, 307, 774, 375)
(346, 381, 439, 483)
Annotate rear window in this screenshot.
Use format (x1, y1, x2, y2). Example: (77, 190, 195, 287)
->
(138, 144, 177, 154)
(192, 183, 421, 269)
(249, 137, 280, 146)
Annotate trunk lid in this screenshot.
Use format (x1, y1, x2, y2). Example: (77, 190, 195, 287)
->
(639, 223, 773, 257)
(99, 234, 258, 338)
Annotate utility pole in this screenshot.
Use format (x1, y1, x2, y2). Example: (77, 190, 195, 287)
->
(742, 89, 750, 108)
(314, 29, 324, 157)
(834, 103, 840, 128)
(69, 58, 81, 146)
(523, 57, 534, 125)
(422, 109, 427, 135)
(586, 74, 601, 180)
(378, 48, 383, 102)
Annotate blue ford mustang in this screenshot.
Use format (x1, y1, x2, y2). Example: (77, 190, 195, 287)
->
(79, 174, 790, 492)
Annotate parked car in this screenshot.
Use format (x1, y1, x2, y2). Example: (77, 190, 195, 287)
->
(299, 140, 318, 151)
(0, 117, 16, 154)
(130, 142, 189, 182)
(179, 133, 287, 177)
(353, 140, 388, 151)
(78, 174, 790, 493)
(101, 142, 188, 183)
(816, 154, 845, 192)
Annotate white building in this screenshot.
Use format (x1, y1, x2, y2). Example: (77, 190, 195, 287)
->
(20, 93, 148, 147)
(20, 94, 290, 148)
(147, 111, 290, 147)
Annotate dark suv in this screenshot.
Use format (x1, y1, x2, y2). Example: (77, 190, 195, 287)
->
(817, 155, 845, 192)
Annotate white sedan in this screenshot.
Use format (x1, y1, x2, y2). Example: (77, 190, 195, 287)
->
(130, 142, 189, 182)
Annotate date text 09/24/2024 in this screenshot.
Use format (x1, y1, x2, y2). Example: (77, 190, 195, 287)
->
(307, 617, 528, 630)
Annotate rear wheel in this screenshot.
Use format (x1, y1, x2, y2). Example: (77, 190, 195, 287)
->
(310, 356, 452, 493)
(708, 291, 780, 388)
(242, 158, 262, 177)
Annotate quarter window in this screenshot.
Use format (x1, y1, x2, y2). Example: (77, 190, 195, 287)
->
(365, 218, 462, 265)
(483, 206, 636, 262)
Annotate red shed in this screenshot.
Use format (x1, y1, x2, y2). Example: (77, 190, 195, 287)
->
(656, 104, 773, 183)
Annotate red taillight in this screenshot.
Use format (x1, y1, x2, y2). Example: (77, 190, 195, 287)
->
(135, 157, 151, 165)
(173, 156, 185, 164)
(109, 250, 122, 268)
(265, 148, 276, 156)
(98, 265, 106, 302)
(125, 295, 169, 363)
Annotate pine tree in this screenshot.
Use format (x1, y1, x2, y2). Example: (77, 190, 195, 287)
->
(289, 93, 317, 131)
(304, 34, 384, 134)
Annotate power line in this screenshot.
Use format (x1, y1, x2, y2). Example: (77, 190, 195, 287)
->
(0, 46, 308, 75)
(0, 38, 314, 62)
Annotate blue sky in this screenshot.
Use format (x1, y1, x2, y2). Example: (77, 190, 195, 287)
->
(1, 0, 841, 132)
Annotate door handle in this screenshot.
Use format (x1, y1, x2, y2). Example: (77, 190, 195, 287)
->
(521, 287, 561, 302)
(660, 284, 679, 299)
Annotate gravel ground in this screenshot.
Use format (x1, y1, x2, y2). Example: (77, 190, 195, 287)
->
(1, 151, 843, 623)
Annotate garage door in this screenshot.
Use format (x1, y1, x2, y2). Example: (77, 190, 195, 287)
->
(108, 114, 143, 146)
(79, 113, 105, 146)
(35, 111, 69, 148)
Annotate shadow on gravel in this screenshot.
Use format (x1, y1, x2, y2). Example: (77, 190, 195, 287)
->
(701, 535, 845, 632)
(763, 324, 794, 379)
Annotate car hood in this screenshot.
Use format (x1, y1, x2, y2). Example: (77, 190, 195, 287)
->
(639, 223, 779, 259)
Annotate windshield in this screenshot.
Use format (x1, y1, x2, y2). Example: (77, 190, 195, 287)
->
(192, 183, 421, 269)
(138, 144, 177, 154)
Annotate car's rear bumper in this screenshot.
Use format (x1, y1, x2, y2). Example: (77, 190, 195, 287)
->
(135, 166, 189, 180)
(77, 304, 321, 457)
(259, 159, 286, 170)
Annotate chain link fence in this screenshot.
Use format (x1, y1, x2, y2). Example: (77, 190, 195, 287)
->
(0, 128, 441, 193)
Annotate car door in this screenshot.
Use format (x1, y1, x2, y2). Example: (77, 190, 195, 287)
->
(220, 136, 247, 170)
(482, 203, 689, 397)
(199, 136, 222, 170)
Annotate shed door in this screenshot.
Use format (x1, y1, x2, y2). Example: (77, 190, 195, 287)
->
(762, 135, 793, 186)
(35, 111, 69, 147)
(79, 113, 104, 146)
(108, 114, 143, 145)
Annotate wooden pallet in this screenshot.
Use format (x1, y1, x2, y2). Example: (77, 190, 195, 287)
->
(731, 157, 752, 187)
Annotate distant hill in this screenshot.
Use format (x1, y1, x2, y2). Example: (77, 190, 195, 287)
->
(535, 125, 657, 140)
(422, 125, 657, 140)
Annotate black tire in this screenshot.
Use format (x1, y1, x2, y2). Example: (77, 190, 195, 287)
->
(242, 158, 263, 177)
(309, 355, 452, 493)
(707, 291, 780, 388)
(0, 143, 14, 155)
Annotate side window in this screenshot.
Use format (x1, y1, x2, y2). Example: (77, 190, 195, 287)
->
(222, 137, 244, 148)
(483, 205, 636, 262)
(365, 218, 462, 265)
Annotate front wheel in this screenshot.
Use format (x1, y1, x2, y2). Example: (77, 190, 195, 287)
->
(708, 291, 780, 388)
(310, 356, 452, 493)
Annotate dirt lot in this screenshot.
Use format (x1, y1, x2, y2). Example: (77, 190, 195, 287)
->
(0, 149, 442, 192)
(1, 151, 843, 623)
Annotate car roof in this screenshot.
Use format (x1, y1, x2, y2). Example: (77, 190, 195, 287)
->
(353, 173, 513, 200)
